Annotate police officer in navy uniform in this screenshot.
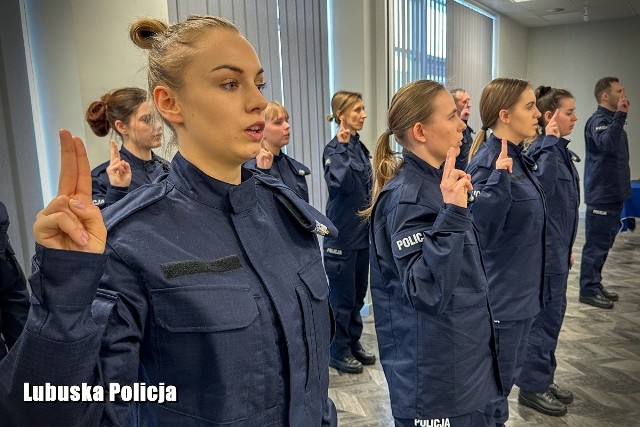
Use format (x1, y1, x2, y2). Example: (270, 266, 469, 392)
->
(323, 90, 376, 374)
(0, 16, 337, 426)
(0, 200, 30, 361)
(368, 80, 502, 427)
(516, 87, 580, 415)
(244, 101, 311, 202)
(450, 88, 474, 170)
(579, 76, 631, 309)
(467, 78, 551, 427)
(86, 87, 169, 209)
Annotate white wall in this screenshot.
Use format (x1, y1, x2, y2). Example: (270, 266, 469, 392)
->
(330, 0, 387, 152)
(526, 16, 640, 213)
(496, 15, 528, 78)
(71, 0, 169, 169)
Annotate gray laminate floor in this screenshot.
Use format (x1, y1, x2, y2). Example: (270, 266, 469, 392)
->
(328, 221, 640, 426)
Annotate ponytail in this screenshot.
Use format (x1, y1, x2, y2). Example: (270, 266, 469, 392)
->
(467, 128, 487, 164)
(360, 131, 402, 217)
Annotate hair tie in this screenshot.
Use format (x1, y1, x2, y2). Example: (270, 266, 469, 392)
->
(481, 126, 489, 131)
(386, 128, 393, 135)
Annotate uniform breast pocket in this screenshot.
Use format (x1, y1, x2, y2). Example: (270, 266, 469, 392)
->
(150, 285, 259, 424)
(295, 256, 332, 396)
(504, 181, 541, 239)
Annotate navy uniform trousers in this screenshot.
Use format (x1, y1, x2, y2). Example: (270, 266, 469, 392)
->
(579, 203, 623, 297)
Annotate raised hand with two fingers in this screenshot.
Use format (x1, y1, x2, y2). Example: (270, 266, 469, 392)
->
(33, 130, 107, 253)
(440, 147, 473, 208)
(545, 109, 560, 138)
(336, 119, 351, 144)
(495, 138, 513, 173)
(106, 139, 131, 188)
(256, 140, 274, 169)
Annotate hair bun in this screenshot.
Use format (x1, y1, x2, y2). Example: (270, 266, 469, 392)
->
(85, 98, 110, 137)
(326, 114, 334, 122)
(129, 18, 168, 50)
(535, 85, 553, 98)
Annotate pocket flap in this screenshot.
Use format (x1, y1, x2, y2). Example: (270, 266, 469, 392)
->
(152, 285, 258, 332)
(298, 256, 330, 300)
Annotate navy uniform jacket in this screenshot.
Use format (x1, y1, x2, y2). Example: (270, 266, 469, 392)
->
(467, 135, 548, 321)
(370, 151, 501, 419)
(0, 153, 337, 427)
(527, 135, 580, 275)
(92, 145, 169, 209)
(584, 106, 631, 205)
(244, 151, 311, 202)
(0, 201, 30, 360)
(323, 134, 372, 250)
(455, 123, 474, 170)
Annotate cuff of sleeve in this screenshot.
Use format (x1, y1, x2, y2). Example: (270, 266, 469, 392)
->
(486, 169, 511, 189)
(32, 244, 106, 306)
(105, 186, 129, 205)
(334, 143, 348, 154)
(614, 111, 628, 121)
(431, 204, 471, 232)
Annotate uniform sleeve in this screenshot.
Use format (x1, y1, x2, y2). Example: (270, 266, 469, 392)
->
(92, 171, 129, 210)
(0, 250, 30, 351)
(467, 164, 512, 250)
(323, 143, 355, 194)
(0, 243, 147, 427)
(589, 111, 627, 153)
(527, 135, 560, 196)
(389, 203, 471, 315)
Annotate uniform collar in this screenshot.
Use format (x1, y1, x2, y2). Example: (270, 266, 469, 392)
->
(119, 145, 157, 170)
(488, 133, 524, 156)
(402, 150, 441, 183)
(596, 105, 615, 116)
(168, 152, 255, 212)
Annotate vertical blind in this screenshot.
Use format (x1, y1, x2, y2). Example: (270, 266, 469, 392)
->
(389, 0, 494, 135)
(167, 0, 331, 211)
(447, 0, 494, 133)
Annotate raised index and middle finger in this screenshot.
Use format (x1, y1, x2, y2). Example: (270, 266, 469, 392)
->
(56, 129, 92, 200)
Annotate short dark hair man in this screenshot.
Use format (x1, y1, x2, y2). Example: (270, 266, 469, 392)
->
(579, 77, 631, 309)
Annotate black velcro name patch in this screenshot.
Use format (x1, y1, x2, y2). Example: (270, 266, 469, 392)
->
(161, 255, 242, 279)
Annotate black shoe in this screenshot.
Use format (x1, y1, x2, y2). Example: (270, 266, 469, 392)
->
(549, 383, 574, 404)
(579, 293, 614, 309)
(601, 286, 619, 301)
(518, 390, 567, 416)
(330, 355, 363, 374)
(353, 347, 376, 365)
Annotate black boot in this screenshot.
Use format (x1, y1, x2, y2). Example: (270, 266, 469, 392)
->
(518, 389, 567, 416)
(549, 383, 574, 404)
(329, 355, 363, 374)
(353, 346, 376, 365)
(579, 293, 614, 309)
(601, 286, 619, 301)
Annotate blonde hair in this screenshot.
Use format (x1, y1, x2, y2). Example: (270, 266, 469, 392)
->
(361, 80, 446, 217)
(467, 78, 530, 163)
(264, 101, 289, 122)
(327, 91, 362, 125)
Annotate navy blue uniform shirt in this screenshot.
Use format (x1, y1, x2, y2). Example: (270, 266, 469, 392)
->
(370, 151, 500, 419)
(0, 201, 30, 361)
(323, 133, 372, 250)
(0, 153, 337, 427)
(584, 106, 631, 204)
(467, 135, 547, 321)
(92, 145, 169, 209)
(244, 151, 311, 202)
(527, 135, 580, 274)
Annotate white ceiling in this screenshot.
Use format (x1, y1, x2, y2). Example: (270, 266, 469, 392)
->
(471, 0, 640, 27)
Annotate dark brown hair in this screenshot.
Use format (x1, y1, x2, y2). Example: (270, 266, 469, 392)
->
(594, 76, 619, 103)
(85, 87, 147, 138)
(534, 86, 574, 128)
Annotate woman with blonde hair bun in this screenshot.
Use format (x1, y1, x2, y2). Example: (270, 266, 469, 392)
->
(0, 15, 337, 426)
